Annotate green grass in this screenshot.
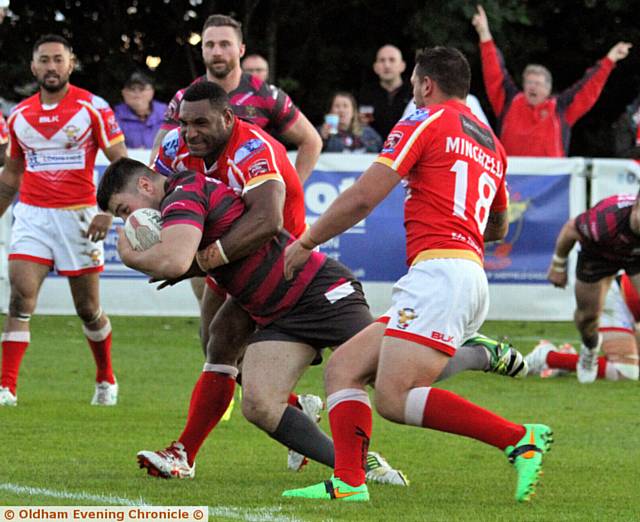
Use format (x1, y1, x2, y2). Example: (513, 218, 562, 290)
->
(0, 317, 637, 521)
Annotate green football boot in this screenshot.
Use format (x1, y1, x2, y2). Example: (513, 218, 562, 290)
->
(282, 476, 369, 502)
(463, 334, 528, 378)
(505, 423, 554, 502)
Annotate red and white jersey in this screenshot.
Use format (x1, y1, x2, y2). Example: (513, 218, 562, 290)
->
(376, 100, 508, 265)
(7, 85, 124, 208)
(0, 113, 8, 145)
(153, 118, 306, 238)
(620, 273, 640, 322)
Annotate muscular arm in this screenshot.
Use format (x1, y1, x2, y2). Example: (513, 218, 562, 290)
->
(197, 181, 285, 271)
(0, 155, 24, 217)
(547, 218, 580, 288)
(0, 143, 7, 168)
(117, 223, 201, 280)
(103, 142, 128, 163)
(484, 209, 509, 242)
(281, 113, 322, 184)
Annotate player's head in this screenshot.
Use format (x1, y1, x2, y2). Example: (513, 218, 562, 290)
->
(373, 45, 405, 84)
(241, 54, 269, 82)
(522, 64, 552, 106)
(31, 34, 75, 93)
(411, 46, 470, 107)
(201, 14, 245, 80)
(98, 158, 165, 220)
(179, 81, 235, 161)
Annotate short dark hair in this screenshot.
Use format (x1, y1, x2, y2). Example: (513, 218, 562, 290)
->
(33, 34, 73, 55)
(97, 158, 150, 212)
(202, 14, 243, 43)
(182, 81, 231, 113)
(414, 46, 470, 99)
(124, 71, 153, 89)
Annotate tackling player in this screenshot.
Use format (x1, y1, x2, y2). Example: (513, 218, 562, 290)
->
(548, 193, 640, 383)
(281, 47, 552, 503)
(0, 34, 127, 407)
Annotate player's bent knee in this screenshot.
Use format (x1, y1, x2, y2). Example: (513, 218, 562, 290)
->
(75, 304, 101, 324)
(241, 393, 273, 429)
(373, 390, 403, 423)
(8, 293, 36, 317)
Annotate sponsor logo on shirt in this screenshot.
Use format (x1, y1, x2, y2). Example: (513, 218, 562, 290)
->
(402, 108, 430, 122)
(381, 131, 404, 154)
(234, 138, 265, 164)
(162, 130, 180, 159)
(39, 115, 60, 123)
(26, 149, 86, 172)
(248, 158, 270, 177)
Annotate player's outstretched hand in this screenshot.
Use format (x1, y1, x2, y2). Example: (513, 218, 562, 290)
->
(547, 264, 568, 288)
(607, 41, 632, 63)
(472, 5, 492, 42)
(86, 213, 113, 242)
(284, 239, 312, 280)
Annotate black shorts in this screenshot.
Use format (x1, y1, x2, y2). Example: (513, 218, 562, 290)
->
(576, 250, 640, 283)
(249, 258, 373, 364)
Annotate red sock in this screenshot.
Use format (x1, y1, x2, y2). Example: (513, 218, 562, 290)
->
(1, 334, 30, 395)
(422, 388, 525, 450)
(86, 330, 115, 384)
(329, 399, 371, 487)
(179, 371, 236, 464)
(546, 352, 608, 378)
(546, 352, 578, 371)
(288, 393, 300, 408)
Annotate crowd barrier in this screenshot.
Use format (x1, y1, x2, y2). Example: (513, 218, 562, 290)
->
(0, 152, 638, 320)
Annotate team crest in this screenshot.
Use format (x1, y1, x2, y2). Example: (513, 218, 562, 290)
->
(248, 159, 270, 177)
(245, 106, 257, 118)
(63, 124, 80, 146)
(382, 131, 404, 154)
(396, 307, 418, 330)
(89, 249, 102, 266)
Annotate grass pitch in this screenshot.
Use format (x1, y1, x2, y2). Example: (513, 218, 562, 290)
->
(0, 316, 636, 521)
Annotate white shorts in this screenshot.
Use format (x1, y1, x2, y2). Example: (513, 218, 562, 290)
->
(379, 258, 489, 356)
(9, 202, 104, 276)
(599, 280, 634, 334)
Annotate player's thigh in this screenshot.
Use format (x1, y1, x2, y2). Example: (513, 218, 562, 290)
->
(325, 321, 386, 393)
(602, 331, 639, 365)
(241, 340, 316, 404)
(206, 297, 255, 365)
(574, 277, 612, 317)
(8, 260, 51, 304)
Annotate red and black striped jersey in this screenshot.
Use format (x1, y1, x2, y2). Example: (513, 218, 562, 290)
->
(161, 170, 325, 325)
(161, 73, 299, 137)
(575, 194, 640, 263)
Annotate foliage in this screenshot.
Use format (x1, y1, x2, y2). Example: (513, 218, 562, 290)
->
(2, 0, 640, 156)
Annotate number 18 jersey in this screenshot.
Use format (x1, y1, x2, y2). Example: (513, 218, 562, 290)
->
(376, 100, 508, 265)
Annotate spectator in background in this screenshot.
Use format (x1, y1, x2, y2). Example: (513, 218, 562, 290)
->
(114, 72, 166, 149)
(612, 93, 640, 159)
(0, 0, 8, 23)
(318, 92, 382, 153)
(472, 5, 631, 157)
(241, 54, 269, 82)
(359, 45, 413, 140)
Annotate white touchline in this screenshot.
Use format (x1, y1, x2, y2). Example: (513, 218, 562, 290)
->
(0, 483, 304, 522)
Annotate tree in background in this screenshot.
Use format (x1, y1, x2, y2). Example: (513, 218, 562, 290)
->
(1, 0, 639, 156)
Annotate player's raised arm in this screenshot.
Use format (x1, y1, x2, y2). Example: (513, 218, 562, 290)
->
(280, 113, 322, 184)
(547, 218, 579, 288)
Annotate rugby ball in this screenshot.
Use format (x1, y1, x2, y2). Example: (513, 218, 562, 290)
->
(124, 208, 162, 251)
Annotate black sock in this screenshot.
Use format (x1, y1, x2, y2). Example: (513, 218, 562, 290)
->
(270, 405, 335, 467)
